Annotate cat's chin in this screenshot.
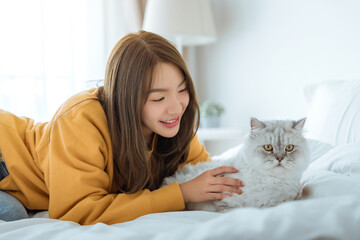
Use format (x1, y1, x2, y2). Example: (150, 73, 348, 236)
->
(268, 165, 291, 175)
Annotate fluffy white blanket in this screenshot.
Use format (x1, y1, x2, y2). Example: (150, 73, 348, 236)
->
(0, 140, 359, 240)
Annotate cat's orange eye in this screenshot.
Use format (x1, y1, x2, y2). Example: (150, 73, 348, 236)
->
(285, 144, 294, 152)
(263, 144, 273, 151)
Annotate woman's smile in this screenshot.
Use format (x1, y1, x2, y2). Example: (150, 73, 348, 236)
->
(160, 116, 180, 128)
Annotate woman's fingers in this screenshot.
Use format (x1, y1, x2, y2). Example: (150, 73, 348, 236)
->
(208, 192, 233, 201)
(212, 177, 244, 187)
(179, 166, 245, 203)
(209, 166, 239, 176)
(205, 184, 243, 195)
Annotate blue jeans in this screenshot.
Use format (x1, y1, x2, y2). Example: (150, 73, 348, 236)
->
(0, 161, 28, 221)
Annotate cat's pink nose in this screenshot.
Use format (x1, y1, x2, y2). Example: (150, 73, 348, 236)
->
(277, 157, 283, 162)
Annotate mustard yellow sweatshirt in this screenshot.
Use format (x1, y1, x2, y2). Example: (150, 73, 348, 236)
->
(0, 88, 210, 225)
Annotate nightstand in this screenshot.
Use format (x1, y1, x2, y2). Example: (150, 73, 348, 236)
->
(197, 128, 246, 156)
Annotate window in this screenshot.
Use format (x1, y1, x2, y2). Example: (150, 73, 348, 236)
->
(0, 0, 140, 121)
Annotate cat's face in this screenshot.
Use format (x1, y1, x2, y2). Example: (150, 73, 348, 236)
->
(243, 118, 309, 176)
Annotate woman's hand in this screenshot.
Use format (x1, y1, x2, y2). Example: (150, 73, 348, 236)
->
(179, 166, 244, 203)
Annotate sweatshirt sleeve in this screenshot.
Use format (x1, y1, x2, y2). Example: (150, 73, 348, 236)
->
(179, 134, 211, 168)
(47, 103, 184, 225)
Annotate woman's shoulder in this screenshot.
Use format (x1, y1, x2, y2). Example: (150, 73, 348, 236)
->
(36, 88, 108, 153)
(53, 88, 103, 120)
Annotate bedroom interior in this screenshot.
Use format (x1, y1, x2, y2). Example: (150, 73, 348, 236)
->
(0, 0, 359, 239)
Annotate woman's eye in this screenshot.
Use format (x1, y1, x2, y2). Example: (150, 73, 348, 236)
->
(285, 144, 294, 152)
(152, 97, 164, 102)
(263, 144, 273, 151)
(179, 88, 187, 93)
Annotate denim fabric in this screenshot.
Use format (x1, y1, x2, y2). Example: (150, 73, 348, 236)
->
(0, 161, 28, 221)
(0, 161, 9, 180)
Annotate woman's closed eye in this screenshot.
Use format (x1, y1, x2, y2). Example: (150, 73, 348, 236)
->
(179, 88, 187, 93)
(151, 88, 187, 102)
(152, 97, 165, 102)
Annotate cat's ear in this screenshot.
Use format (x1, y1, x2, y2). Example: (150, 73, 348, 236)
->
(293, 118, 306, 131)
(251, 117, 266, 130)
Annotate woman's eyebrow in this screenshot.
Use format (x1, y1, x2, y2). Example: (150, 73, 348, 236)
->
(148, 79, 186, 93)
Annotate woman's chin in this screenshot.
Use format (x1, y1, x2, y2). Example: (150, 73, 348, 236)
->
(157, 126, 180, 138)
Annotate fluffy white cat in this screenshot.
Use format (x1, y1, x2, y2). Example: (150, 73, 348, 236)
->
(162, 118, 309, 212)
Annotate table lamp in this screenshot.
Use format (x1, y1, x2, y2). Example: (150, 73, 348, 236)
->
(142, 0, 216, 55)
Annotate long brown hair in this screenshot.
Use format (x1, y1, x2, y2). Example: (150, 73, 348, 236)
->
(99, 31, 200, 193)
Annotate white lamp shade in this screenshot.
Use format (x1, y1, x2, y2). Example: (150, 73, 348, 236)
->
(143, 0, 216, 47)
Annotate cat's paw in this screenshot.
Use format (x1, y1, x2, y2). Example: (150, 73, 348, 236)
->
(218, 207, 233, 213)
(214, 200, 230, 212)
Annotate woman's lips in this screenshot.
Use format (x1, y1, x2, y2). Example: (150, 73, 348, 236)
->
(160, 116, 180, 128)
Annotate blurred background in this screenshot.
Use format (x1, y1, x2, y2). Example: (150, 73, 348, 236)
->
(1, 0, 359, 154)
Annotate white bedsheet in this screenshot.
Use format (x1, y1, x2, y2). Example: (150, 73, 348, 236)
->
(0, 140, 359, 240)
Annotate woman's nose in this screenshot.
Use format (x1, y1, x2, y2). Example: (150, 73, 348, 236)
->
(167, 96, 183, 115)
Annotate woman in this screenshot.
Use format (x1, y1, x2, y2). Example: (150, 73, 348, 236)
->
(0, 31, 243, 225)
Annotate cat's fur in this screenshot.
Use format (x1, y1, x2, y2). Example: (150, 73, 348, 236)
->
(162, 118, 309, 212)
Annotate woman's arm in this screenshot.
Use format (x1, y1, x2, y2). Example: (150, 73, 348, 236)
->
(46, 102, 185, 225)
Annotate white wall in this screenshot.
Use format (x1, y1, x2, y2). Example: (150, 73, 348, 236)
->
(196, 0, 360, 132)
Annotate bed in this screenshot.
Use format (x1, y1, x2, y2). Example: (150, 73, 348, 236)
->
(0, 80, 359, 240)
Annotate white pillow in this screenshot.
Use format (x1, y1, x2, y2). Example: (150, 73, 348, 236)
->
(306, 138, 333, 163)
(303, 80, 360, 146)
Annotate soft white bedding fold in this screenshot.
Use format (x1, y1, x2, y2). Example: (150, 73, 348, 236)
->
(0, 140, 359, 240)
(1, 195, 359, 240)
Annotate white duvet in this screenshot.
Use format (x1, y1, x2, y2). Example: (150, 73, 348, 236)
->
(0, 139, 359, 240)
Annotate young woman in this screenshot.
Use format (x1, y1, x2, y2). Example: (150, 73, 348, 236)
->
(0, 31, 243, 225)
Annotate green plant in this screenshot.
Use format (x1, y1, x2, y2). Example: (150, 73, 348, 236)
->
(200, 100, 225, 117)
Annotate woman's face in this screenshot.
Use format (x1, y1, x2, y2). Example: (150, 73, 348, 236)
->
(141, 62, 190, 145)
